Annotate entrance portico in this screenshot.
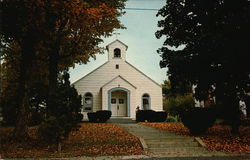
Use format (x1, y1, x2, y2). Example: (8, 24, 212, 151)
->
(101, 75, 136, 118)
(108, 87, 130, 117)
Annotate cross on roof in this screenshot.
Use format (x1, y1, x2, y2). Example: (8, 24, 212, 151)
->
(113, 32, 120, 39)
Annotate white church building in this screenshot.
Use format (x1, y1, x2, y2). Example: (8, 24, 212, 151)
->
(73, 40, 163, 119)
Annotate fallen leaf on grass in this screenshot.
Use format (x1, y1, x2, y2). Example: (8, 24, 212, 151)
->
(0, 123, 144, 158)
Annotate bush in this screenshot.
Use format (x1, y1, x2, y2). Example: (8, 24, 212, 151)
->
(28, 108, 45, 126)
(163, 94, 194, 116)
(136, 110, 167, 122)
(87, 112, 97, 122)
(154, 111, 168, 122)
(38, 116, 62, 144)
(76, 113, 83, 122)
(136, 110, 155, 122)
(241, 118, 250, 126)
(180, 107, 216, 135)
(39, 72, 82, 147)
(87, 110, 112, 123)
(166, 114, 180, 122)
(96, 110, 112, 122)
(1, 97, 17, 126)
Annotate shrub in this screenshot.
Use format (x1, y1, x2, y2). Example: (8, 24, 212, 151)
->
(163, 94, 194, 116)
(28, 108, 45, 126)
(87, 112, 97, 122)
(39, 72, 82, 151)
(76, 113, 83, 122)
(38, 116, 63, 144)
(87, 110, 112, 123)
(136, 110, 155, 122)
(96, 110, 112, 122)
(136, 110, 167, 122)
(241, 118, 250, 126)
(166, 114, 181, 122)
(154, 111, 168, 122)
(1, 96, 17, 126)
(180, 107, 216, 135)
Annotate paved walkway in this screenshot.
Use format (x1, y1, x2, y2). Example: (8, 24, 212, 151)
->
(117, 123, 229, 158)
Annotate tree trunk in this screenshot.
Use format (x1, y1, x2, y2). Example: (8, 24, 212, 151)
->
(13, 44, 33, 140)
(245, 96, 250, 118)
(58, 141, 62, 152)
(215, 82, 240, 134)
(47, 48, 59, 115)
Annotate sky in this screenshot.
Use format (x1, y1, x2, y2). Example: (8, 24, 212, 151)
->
(69, 0, 167, 85)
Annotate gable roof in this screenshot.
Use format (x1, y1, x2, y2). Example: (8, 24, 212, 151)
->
(106, 39, 128, 51)
(72, 62, 108, 85)
(125, 61, 161, 87)
(101, 75, 137, 89)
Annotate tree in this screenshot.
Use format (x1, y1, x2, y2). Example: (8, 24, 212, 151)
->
(156, 0, 250, 133)
(1, 0, 53, 138)
(1, 0, 125, 139)
(39, 71, 82, 151)
(37, 0, 126, 115)
(162, 79, 192, 97)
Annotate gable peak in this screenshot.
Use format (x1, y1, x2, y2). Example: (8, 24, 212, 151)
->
(106, 39, 128, 51)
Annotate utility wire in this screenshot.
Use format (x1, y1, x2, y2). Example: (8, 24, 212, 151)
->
(124, 7, 159, 11)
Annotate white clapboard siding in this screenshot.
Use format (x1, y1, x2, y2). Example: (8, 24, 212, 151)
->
(73, 40, 162, 118)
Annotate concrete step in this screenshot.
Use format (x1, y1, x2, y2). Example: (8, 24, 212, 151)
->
(134, 132, 182, 139)
(145, 137, 195, 142)
(107, 118, 135, 124)
(132, 131, 177, 134)
(148, 146, 208, 153)
(149, 151, 213, 157)
(147, 141, 199, 148)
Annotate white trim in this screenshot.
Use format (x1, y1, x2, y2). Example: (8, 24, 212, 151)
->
(72, 62, 108, 85)
(106, 39, 128, 51)
(101, 75, 137, 89)
(125, 61, 162, 87)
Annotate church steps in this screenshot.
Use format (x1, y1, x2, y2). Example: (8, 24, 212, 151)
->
(117, 123, 225, 156)
(147, 141, 199, 148)
(148, 146, 208, 153)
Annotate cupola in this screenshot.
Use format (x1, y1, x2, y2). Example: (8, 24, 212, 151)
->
(106, 39, 128, 61)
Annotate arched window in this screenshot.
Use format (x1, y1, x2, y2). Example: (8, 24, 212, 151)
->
(84, 92, 93, 111)
(114, 48, 121, 58)
(142, 93, 150, 110)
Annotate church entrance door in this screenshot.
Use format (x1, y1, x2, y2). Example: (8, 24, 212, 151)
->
(111, 90, 127, 117)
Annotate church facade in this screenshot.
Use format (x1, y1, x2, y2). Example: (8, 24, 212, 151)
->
(73, 40, 163, 119)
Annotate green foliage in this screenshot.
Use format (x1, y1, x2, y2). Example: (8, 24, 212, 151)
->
(87, 110, 112, 123)
(156, 0, 250, 100)
(163, 94, 195, 117)
(162, 80, 192, 97)
(39, 72, 82, 144)
(166, 114, 180, 122)
(1, 0, 126, 138)
(1, 96, 17, 126)
(180, 107, 216, 135)
(157, 0, 250, 133)
(136, 110, 167, 122)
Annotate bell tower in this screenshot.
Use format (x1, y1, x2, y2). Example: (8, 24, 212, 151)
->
(106, 39, 128, 61)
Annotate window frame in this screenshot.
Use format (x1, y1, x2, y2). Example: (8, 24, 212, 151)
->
(142, 93, 151, 110)
(116, 64, 119, 69)
(83, 92, 93, 111)
(114, 48, 121, 58)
